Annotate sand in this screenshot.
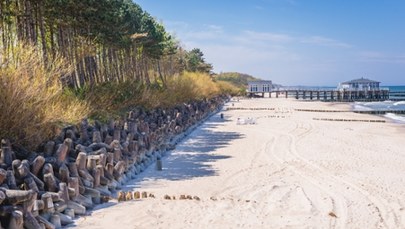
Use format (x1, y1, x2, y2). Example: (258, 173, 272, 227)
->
(73, 98, 405, 229)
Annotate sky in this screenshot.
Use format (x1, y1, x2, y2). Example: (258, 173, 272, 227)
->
(135, 0, 405, 86)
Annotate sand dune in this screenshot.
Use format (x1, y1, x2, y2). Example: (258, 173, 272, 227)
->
(74, 98, 405, 229)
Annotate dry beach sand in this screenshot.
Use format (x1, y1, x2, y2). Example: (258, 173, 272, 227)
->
(74, 98, 405, 229)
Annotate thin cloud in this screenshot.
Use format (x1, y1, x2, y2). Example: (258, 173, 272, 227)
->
(242, 30, 294, 43)
(168, 23, 225, 41)
(164, 21, 382, 85)
(358, 51, 405, 64)
(164, 21, 190, 32)
(301, 36, 352, 48)
(206, 24, 223, 31)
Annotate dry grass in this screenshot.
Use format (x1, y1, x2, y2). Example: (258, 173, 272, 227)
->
(83, 71, 239, 118)
(0, 45, 236, 150)
(140, 72, 238, 109)
(0, 44, 90, 149)
(216, 80, 242, 95)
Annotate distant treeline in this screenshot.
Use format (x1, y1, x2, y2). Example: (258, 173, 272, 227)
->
(0, 0, 212, 88)
(215, 72, 259, 89)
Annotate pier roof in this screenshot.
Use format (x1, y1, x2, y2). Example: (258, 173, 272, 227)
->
(341, 77, 380, 84)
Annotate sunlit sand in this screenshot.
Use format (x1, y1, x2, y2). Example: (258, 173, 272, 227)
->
(75, 98, 405, 228)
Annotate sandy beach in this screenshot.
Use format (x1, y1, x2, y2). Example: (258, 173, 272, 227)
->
(74, 98, 405, 229)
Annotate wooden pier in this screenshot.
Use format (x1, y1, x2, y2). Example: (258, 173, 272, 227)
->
(353, 110, 405, 115)
(388, 91, 405, 101)
(248, 88, 405, 102)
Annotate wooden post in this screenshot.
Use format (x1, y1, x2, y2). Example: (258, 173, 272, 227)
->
(42, 163, 54, 176)
(59, 183, 69, 203)
(105, 163, 114, 181)
(76, 153, 87, 171)
(58, 164, 70, 183)
(92, 131, 102, 144)
(31, 156, 45, 176)
(43, 174, 58, 192)
(55, 139, 72, 165)
(113, 161, 126, 180)
(17, 162, 30, 179)
(86, 157, 97, 172)
(99, 154, 107, 167)
(106, 153, 114, 164)
(67, 163, 79, 178)
(1, 142, 13, 167)
(44, 141, 55, 158)
(42, 192, 55, 214)
(156, 159, 162, 171)
(24, 177, 39, 193)
(92, 168, 101, 188)
(113, 148, 122, 162)
(68, 177, 79, 199)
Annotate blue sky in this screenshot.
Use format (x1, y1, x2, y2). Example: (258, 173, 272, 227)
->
(136, 0, 405, 86)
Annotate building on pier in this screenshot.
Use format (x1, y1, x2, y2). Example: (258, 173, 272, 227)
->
(247, 80, 272, 97)
(338, 77, 380, 90)
(247, 77, 393, 101)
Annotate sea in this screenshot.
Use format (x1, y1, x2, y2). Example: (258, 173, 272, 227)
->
(352, 86, 405, 124)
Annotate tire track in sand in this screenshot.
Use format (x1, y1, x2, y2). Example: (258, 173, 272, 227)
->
(285, 120, 402, 228)
(263, 134, 348, 229)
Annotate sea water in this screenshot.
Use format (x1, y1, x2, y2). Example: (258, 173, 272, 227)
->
(353, 86, 405, 124)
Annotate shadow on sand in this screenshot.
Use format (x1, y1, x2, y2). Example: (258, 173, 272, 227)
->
(128, 115, 244, 186)
(68, 113, 242, 225)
